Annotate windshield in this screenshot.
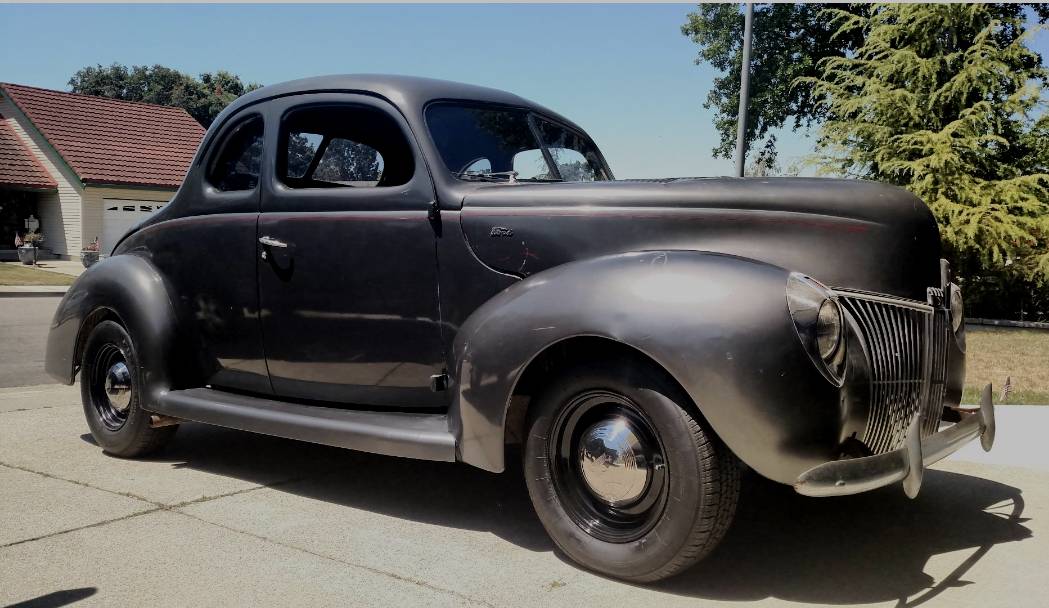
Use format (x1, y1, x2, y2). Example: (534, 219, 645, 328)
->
(426, 103, 611, 182)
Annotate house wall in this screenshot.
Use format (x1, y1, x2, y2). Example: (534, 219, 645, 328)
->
(0, 93, 83, 256)
(81, 186, 175, 250)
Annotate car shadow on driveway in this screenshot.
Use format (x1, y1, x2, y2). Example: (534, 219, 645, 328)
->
(84, 422, 552, 552)
(84, 423, 1031, 604)
(656, 468, 1031, 606)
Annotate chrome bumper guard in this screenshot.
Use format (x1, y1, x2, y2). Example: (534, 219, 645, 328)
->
(794, 384, 996, 498)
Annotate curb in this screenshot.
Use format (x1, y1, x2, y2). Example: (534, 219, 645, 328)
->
(0, 286, 68, 297)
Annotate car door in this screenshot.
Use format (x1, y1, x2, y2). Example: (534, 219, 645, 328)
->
(140, 112, 270, 395)
(257, 94, 445, 408)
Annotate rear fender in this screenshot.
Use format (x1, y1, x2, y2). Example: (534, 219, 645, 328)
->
(451, 250, 842, 482)
(45, 254, 184, 407)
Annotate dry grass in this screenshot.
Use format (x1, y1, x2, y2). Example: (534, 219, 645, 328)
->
(0, 262, 75, 286)
(962, 326, 1049, 405)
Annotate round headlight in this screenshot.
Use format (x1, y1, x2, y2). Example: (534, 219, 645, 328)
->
(816, 299, 843, 361)
(950, 284, 964, 333)
(787, 273, 848, 386)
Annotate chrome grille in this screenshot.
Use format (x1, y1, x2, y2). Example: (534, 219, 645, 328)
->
(837, 293, 949, 454)
(926, 308, 948, 436)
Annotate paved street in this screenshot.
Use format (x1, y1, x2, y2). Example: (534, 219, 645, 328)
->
(0, 380, 1047, 607)
(0, 296, 60, 388)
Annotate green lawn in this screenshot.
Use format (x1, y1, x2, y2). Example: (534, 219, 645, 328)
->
(0, 262, 75, 286)
(962, 326, 1049, 405)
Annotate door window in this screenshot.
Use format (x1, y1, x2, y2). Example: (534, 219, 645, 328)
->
(279, 105, 413, 189)
(208, 116, 264, 192)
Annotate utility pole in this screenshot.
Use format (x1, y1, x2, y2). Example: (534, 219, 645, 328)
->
(734, 2, 754, 177)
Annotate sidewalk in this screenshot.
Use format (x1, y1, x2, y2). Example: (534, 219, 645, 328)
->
(0, 285, 67, 297)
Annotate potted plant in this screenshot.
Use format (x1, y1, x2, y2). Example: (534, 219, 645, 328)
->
(16, 231, 43, 265)
(81, 237, 101, 268)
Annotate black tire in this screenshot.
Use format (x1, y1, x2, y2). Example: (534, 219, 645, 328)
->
(80, 320, 176, 457)
(523, 359, 740, 582)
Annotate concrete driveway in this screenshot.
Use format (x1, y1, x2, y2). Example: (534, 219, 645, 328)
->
(1, 382, 1047, 608)
(0, 297, 59, 388)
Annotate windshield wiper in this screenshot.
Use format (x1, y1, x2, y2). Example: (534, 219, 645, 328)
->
(455, 170, 519, 183)
(455, 170, 562, 184)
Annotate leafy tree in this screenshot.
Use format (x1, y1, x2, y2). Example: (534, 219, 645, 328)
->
(555, 160, 593, 182)
(801, 3, 1049, 290)
(746, 152, 779, 177)
(681, 3, 1049, 165)
(68, 63, 261, 126)
(681, 3, 867, 165)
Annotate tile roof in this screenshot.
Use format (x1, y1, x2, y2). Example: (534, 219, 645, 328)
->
(0, 117, 56, 190)
(0, 83, 206, 188)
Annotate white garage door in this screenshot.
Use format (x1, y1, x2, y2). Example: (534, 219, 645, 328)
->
(102, 200, 166, 251)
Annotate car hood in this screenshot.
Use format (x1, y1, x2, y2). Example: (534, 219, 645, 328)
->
(459, 177, 942, 300)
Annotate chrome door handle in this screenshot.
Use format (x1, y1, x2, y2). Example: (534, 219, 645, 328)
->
(258, 236, 289, 248)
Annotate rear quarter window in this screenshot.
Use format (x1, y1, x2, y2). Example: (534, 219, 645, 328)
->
(208, 116, 264, 192)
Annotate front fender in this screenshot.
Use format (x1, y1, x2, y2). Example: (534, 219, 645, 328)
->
(451, 250, 844, 483)
(45, 254, 182, 407)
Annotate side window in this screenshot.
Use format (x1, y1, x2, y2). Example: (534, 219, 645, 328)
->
(279, 105, 413, 188)
(512, 149, 553, 180)
(547, 148, 596, 182)
(209, 116, 264, 192)
(534, 117, 606, 182)
(287, 133, 323, 179)
(461, 158, 492, 174)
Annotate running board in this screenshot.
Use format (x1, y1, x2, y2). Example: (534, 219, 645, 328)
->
(153, 388, 456, 462)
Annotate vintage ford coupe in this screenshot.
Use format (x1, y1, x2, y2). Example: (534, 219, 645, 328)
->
(46, 75, 996, 582)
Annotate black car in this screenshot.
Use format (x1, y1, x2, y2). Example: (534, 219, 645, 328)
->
(46, 75, 996, 582)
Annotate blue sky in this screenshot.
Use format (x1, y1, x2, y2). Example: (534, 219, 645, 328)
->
(1, 4, 1046, 179)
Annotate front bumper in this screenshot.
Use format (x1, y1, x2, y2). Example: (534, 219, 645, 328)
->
(794, 383, 996, 498)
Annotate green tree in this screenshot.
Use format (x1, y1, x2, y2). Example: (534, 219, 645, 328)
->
(681, 3, 1049, 165)
(68, 63, 261, 127)
(802, 3, 1049, 291)
(681, 3, 867, 165)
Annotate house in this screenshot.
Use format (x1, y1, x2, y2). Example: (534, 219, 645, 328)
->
(0, 83, 205, 259)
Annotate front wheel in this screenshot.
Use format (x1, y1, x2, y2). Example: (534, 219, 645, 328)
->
(80, 320, 176, 457)
(523, 360, 739, 582)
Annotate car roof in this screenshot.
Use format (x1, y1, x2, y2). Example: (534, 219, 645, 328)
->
(214, 74, 581, 133)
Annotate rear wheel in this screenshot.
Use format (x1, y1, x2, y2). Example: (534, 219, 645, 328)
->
(80, 320, 176, 457)
(523, 359, 739, 582)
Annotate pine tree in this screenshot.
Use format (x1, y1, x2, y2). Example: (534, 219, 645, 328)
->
(802, 4, 1049, 285)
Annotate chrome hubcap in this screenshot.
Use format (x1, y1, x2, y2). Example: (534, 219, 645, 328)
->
(551, 390, 668, 543)
(104, 361, 132, 412)
(578, 417, 651, 506)
(90, 343, 133, 431)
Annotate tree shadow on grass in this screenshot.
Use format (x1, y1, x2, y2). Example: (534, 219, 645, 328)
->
(84, 423, 1031, 604)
